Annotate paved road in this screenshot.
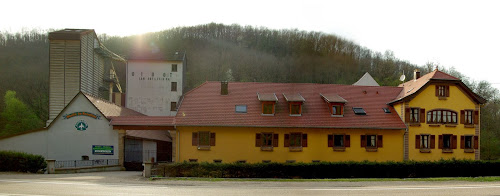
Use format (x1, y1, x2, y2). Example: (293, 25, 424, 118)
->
(1, 172, 499, 195)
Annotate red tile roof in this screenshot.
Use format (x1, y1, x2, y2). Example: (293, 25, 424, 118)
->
(175, 82, 407, 129)
(109, 116, 175, 126)
(84, 93, 146, 118)
(126, 130, 172, 142)
(283, 93, 306, 102)
(389, 69, 485, 104)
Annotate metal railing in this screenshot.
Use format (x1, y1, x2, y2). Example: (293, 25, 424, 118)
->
(55, 159, 119, 169)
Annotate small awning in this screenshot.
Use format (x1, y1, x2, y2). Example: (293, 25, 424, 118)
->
(110, 116, 175, 130)
(283, 93, 305, 102)
(126, 130, 172, 142)
(320, 93, 348, 103)
(257, 93, 278, 102)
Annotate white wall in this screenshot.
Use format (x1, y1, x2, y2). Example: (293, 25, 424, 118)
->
(126, 60, 183, 116)
(0, 130, 48, 158)
(47, 94, 118, 161)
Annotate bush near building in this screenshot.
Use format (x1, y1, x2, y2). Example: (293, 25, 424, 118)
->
(0, 151, 46, 173)
(156, 160, 500, 178)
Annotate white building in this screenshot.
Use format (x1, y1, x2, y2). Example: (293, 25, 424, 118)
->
(126, 51, 187, 116)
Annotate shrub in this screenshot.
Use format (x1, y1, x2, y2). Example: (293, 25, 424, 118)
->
(155, 159, 500, 179)
(0, 151, 47, 173)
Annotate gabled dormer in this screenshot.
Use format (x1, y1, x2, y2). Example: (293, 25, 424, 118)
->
(257, 93, 278, 116)
(320, 93, 347, 117)
(283, 93, 305, 116)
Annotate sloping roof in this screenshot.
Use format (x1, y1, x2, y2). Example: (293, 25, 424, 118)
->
(389, 69, 486, 104)
(126, 130, 172, 142)
(257, 93, 278, 102)
(83, 93, 145, 118)
(175, 82, 406, 129)
(109, 116, 175, 126)
(283, 93, 305, 102)
(320, 93, 348, 103)
(353, 72, 380, 86)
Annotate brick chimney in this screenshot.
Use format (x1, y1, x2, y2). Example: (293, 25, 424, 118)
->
(221, 81, 228, 95)
(414, 69, 421, 80)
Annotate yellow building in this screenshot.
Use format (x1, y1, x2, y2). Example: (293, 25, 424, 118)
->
(389, 70, 486, 161)
(173, 81, 410, 163)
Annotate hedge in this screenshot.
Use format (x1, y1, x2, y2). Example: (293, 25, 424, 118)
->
(155, 159, 500, 178)
(0, 151, 47, 173)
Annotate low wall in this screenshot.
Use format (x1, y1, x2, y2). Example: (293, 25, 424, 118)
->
(55, 165, 124, 174)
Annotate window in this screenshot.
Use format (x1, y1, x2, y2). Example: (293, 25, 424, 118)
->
(152, 72, 154, 77)
(353, 107, 366, 115)
(383, 108, 391, 113)
(415, 134, 435, 152)
(284, 132, 307, 150)
(172, 64, 178, 72)
(255, 133, 278, 150)
(290, 103, 301, 116)
(262, 102, 274, 115)
(464, 110, 473, 124)
(171, 82, 177, 92)
(328, 134, 350, 150)
(410, 108, 419, 123)
(427, 109, 457, 124)
(213, 159, 222, 163)
(192, 131, 215, 150)
(170, 102, 177, 112)
(436, 85, 449, 97)
(332, 105, 343, 115)
(131, 72, 134, 76)
(463, 136, 473, 149)
(438, 134, 457, 152)
(235, 105, 247, 113)
(361, 135, 383, 151)
(367, 135, 377, 147)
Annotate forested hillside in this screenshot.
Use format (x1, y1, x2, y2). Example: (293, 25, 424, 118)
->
(0, 23, 498, 159)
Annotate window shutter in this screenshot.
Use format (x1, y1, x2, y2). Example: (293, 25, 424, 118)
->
(430, 135, 436, 149)
(435, 85, 439, 96)
(255, 133, 262, 147)
(361, 135, 366, 147)
(192, 132, 198, 146)
(460, 110, 465, 124)
(377, 135, 383, 148)
(405, 107, 410, 122)
(445, 86, 450, 97)
(420, 108, 426, 123)
(474, 136, 479, 149)
(474, 110, 479, 125)
(415, 135, 421, 149)
(327, 134, 333, 147)
(452, 135, 457, 149)
(438, 135, 443, 149)
(210, 132, 216, 146)
(302, 134, 308, 147)
(273, 134, 279, 147)
(345, 135, 351, 147)
(284, 134, 290, 147)
(460, 135, 465, 149)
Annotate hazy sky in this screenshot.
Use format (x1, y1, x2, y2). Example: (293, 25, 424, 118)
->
(2, 0, 499, 89)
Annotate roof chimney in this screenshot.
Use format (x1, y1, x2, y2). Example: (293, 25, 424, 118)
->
(414, 69, 421, 80)
(221, 81, 228, 95)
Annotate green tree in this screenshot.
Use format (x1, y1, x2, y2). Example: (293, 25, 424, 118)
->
(0, 90, 43, 136)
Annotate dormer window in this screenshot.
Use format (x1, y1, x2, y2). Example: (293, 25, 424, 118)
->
(257, 93, 278, 116)
(283, 93, 305, 116)
(320, 93, 347, 117)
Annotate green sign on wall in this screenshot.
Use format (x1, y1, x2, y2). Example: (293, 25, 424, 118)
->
(92, 145, 114, 155)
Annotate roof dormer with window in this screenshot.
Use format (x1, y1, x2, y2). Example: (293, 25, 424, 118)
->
(283, 93, 305, 116)
(320, 93, 347, 117)
(257, 93, 278, 116)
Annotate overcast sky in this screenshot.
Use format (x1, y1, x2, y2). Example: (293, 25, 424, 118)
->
(2, 0, 499, 89)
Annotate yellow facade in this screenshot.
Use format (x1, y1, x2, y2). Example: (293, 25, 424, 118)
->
(177, 126, 404, 163)
(394, 84, 479, 161)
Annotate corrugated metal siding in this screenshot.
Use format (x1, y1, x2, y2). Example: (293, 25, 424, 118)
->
(80, 33, 92, 95)
(49, 40, 65, 120)
(64, 40, 81, 106)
